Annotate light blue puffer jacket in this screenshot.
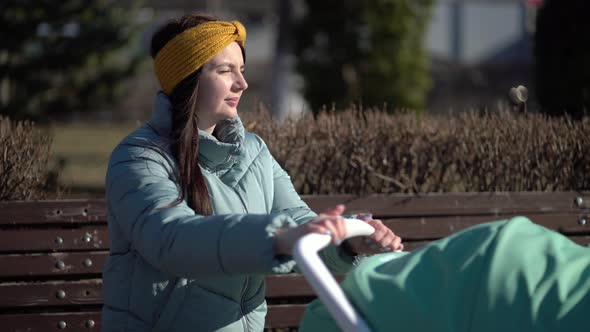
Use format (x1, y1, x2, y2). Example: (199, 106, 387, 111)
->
(101, 93, 355, 332)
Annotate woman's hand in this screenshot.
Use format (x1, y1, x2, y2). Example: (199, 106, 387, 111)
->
(344, 214, 403, 255)
(274, 205, 348, 256)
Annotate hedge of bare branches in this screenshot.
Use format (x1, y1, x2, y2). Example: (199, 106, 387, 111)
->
(0, 117, 56, 200)
(243, 109, 590, 194)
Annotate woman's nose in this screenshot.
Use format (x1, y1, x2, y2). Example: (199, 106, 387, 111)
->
(235, 72, 248, 91)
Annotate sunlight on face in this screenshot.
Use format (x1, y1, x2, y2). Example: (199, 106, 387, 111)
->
(196, 42, 248, 133)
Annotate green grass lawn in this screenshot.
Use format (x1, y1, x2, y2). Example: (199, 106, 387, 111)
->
(49, 122, 140, 198)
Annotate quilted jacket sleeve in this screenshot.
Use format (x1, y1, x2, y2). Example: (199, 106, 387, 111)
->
(106, 140, 298, 277)
(270, 157, 355, 274)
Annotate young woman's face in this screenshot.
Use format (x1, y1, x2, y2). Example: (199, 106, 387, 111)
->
(197, 42, 248, 131)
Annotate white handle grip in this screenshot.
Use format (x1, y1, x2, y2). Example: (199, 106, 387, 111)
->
(293, 219, 374, 332)
(343, 217, 376, 239)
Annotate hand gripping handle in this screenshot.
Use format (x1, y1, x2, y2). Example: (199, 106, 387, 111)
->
(293, 219, 374, 332)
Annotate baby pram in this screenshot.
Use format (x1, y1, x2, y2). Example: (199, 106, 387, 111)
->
(294, 217, 590, 332)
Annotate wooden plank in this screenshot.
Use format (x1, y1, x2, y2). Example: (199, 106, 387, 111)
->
(0, 311, 101, 332)
(0, 192, 587, 225)
(0, 279, 103, 308)
(0, 252, 107, 278)
(0, 212, 584, 254)
(399, 235, 590, 252)
(265, 274, 343, 298)
(265, 274, 314, 298)
(0, 200, 107, 225)
(302, 192, 590, 217)
(384, 213, 590, 241)
(400, 240, 431, 252)
(565, 235, 590, 247)
(0, 275, 344, 308)
(0, 226, 109, 252)
(265, 304, 306, 328)
(0, 275, 332, 308)
(0, 306, 306, 330)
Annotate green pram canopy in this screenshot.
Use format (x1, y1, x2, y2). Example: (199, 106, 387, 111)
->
(300, 217, 590, 331)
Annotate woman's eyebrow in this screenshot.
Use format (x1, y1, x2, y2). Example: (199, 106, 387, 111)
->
(213, 61, 245, 69)
(215, 62, 235, 68)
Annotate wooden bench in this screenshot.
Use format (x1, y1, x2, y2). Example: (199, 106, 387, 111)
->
(1, 192, 588, 331)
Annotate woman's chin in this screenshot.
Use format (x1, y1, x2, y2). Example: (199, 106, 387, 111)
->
(219, 109, 238, 120)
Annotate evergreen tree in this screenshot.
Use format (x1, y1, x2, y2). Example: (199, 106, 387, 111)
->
(535, 0, 590, 118)
(0, 0, 146, 121)
(294, 0, 433, 113)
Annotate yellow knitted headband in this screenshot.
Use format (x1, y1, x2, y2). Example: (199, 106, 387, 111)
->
(154, 20, 247, 95)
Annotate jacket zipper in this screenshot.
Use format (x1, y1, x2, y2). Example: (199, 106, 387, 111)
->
(240, 276, 250, 331)
(233, 186, 249, 331)
(232, 186, 248, 214)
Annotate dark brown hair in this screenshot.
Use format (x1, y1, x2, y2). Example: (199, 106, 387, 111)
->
(150, 13, 217, 215)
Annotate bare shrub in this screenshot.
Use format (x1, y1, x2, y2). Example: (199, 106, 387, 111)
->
(242, 108, 590, 194)
(0, 117, 57, 200)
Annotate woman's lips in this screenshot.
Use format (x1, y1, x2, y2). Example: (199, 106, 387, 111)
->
(225, 97, 239, 107)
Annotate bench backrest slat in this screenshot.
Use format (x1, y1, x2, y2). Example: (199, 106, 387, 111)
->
(0, 275, 320, 309)
(2, 192, 589, 225)
(0, 307, 301, 331)
(0, 200, 106, 225)
(383, 212, 589, 240)
(0, 227, 109, 252)
(265, 305, 306, 328)
(304, 192, 590, 217)
(0, 279, 102, 308)
(0, 312, 102, 331)
(0, 252, 106, 279)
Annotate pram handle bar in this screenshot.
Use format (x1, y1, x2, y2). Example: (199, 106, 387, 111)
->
(293, 218, 374, 332)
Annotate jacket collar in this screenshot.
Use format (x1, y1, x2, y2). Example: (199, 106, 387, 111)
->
(149, 92, 245, 173)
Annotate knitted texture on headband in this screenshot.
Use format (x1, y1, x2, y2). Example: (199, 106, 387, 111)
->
(154, 20, 246, 94)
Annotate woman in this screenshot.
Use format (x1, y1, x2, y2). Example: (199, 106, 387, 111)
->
(102, 13, 402, 332)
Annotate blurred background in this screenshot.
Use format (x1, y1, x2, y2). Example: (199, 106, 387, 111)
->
(1, 0, 588, 197)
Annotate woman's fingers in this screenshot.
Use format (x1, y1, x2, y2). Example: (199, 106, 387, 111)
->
(324, 216, 347, 244)
(378, 232, 401, 251)
(274, 212, 350, 255)
(391, 234, 402, 251)
(377, 231, 395, 248)
(309, 215, 347, 244)
(366, 219, 403, 252)
(368, 219, 387, 242)
(321, 204, 345, 217)
(315, 204, 347, 244)
(277, 208, 404, 256)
